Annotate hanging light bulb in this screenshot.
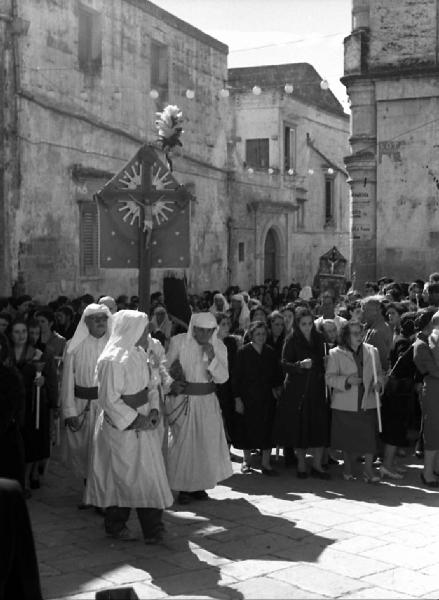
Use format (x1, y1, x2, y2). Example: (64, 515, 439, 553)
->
(149, 89, 159, 99)
(268, 168, 274, 175)
(308, 168, 314, 175)
(320, 80, 329, 90)
(327, 167, 334, 175)
(247, 167, 254, 175)
(219, 88, 230, 98)
(252, 85, 262, 96)
(186, 89, 195, 99)
(288, 168, 295, 176)
(284, 83, 294, 94)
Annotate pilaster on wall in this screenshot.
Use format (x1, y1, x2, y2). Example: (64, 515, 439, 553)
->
(344, 78, 377, 290)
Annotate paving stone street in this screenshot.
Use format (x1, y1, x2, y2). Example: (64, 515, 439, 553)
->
(28, 448, 439, 600)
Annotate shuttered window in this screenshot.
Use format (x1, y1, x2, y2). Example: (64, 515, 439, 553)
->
(245, 138, 269, 169)
(79, 201, 98, 276)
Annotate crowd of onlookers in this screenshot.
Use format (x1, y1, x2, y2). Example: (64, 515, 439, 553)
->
(1, 271, 439, 498)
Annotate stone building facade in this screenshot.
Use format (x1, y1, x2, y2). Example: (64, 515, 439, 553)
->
(0, 1, 351, 301)
(0, 0, 229, 300)
(343, 0, 439, 288)
(227, 64, 350, 291)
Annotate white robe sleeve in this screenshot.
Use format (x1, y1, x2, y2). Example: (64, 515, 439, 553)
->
(157, 344, 173, 395)
(61, 349, 77, 419)
(207, 340, 228, 385)
(98, 360, 138, 431)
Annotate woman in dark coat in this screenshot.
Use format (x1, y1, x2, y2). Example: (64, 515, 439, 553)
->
(273, 307, 329, 479)
(215, 312, 241, 445)
(412, 308, 439, 487)
(380, 313, 417, 479)
(232, 321, 283, 475)
(10, 318, 58, 491)
(0, 333, 26, 489)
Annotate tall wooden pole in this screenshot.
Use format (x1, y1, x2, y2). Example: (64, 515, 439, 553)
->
(139, 146, 152, 313)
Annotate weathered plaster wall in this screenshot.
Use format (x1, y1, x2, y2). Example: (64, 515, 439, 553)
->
(12, 0, 230, 300)
(369, 0, 437, 70)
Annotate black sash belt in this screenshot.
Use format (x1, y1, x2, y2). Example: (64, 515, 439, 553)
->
(184, 382, 216, 396)
(74, 385, 98, 400)
(121, 388, 149, 409)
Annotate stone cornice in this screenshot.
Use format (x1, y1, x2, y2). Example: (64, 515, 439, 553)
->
(341, 65, 439, 87)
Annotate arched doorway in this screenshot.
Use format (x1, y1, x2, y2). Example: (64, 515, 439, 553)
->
(264, 228, 279, 281)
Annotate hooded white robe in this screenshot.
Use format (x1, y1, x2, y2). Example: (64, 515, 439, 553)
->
(85, 310, 173, 508)
(165, 313, 233, 492)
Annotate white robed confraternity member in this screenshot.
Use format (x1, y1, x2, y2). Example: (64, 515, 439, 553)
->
(61, 303, 112, 506)
(85, 310, 174, 543)
(166, 311, 233, 505)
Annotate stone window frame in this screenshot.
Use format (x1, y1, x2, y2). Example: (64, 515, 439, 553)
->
(238, 242, 245, 263)
(150, 40, 169, 105)
(77, 3, 103, 75)
(283, 123, 297, 173)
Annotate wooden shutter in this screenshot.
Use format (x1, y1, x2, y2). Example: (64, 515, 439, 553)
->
(80, 202, 98, 276)
(246, 139, 269, 168)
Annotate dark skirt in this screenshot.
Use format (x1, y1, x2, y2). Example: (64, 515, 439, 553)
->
(380, 377, 413, 447)
(331, 408, 377, 454)
(420, 383, 439, 451)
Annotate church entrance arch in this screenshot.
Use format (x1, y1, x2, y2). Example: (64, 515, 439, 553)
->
(263, 228, 280, 282)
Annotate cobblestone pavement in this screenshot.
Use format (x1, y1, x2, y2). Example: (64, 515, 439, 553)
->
(29, 449, 439, 600)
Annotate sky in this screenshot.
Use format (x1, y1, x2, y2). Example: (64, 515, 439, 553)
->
(152, 0, 352, 112)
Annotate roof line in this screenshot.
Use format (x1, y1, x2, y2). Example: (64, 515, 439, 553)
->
(306, 134, 349, 176)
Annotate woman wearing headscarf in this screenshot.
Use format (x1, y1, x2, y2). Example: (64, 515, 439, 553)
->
(230, 294, 251, 335)
(61, 303, 112, 504)
(209, 293, 229, 315)
(85, 310, 173, 543)
(150, 305, 173, 351)
(165, 312, 233, 505)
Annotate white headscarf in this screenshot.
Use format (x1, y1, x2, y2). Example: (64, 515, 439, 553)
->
(180, 311, 223, 375)
(97, 310, 148, 365)
(150, 306, 172, 340)
(231, 293, 250, 329)
(299, 285, 313, 301)
(67, 303, 112, 355)
(209, 293, 229, 314)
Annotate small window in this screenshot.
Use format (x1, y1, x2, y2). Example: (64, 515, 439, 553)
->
(151, 41, 169, 104)
(284, 126, 296, 172)
(79, 201, 98, 276)
(245, 139, 269, 169)
(324, 176, 334, 226)
(298, 202, 305, 229)
(238, 242, 245, 263)
(78, 4, 102, 74)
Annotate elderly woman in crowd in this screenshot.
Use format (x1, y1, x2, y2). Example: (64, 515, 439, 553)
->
(273, 307, 329, 479)
(233, 321, 283, 475)
(326, 320, 383, 483)
(209, 293, 229, 315)
(413, 308, 439, 487)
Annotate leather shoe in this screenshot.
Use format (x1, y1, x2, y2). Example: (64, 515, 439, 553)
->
(177, 492, 192, 505)
(106, 526, 138, 541)
(190, 490, 209, 500)
(261, 467, 279, 477)
(311, 467, 331, 480)
(420, 473, 439, 488)
(380, 465, 403, 480)
(241, 463, 253, 474)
